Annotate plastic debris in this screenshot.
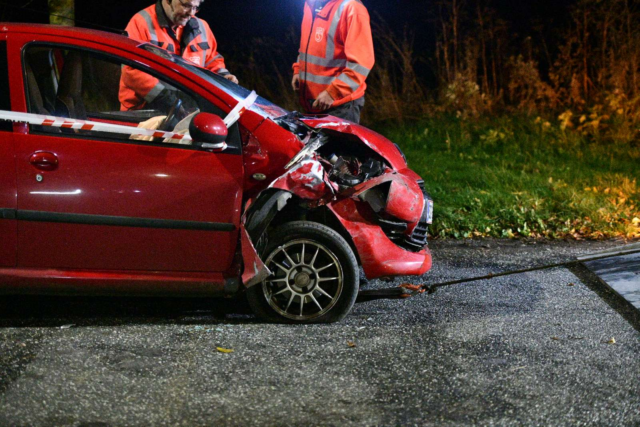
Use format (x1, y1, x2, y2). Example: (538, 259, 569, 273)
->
(399, 283, 427, 297)
(60, 324, 75, 329)
(607, 337, 616, 345)
(217, 347, 234, 353)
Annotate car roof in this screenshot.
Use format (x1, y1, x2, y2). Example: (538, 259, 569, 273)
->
(0, 23, 140, 50)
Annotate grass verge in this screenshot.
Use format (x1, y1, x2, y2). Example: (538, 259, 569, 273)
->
(379, 115, 640, 239)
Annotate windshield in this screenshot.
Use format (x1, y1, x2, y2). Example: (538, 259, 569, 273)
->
(141, 44, 289, 120)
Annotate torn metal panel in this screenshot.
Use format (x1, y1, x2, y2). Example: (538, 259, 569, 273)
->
(300, 117, 407, 171)
(386, 179, 424, 223)
(243, 190, 293, 242)
(269, 158, 332, 200)
(240, 226, 271, 288)
(351, 171, 425, 225)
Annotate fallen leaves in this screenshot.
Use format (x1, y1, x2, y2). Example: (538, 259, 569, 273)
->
(347, 341, 357, 348)
(216, 347, 234, 354)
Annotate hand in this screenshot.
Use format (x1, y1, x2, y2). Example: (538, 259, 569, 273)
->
(152, 88, 180, 111)
(225, 74, 239, 84)
(292, 74, 300, 91)
(312, 90, 334, 111)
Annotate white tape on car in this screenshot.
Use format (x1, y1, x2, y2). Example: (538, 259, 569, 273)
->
(224, 91, 258, 128)
(0, 92, 258, 142)
(0, 110, 193, 142)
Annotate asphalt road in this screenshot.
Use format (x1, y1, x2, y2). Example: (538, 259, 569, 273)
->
(0, 239, 639, 426)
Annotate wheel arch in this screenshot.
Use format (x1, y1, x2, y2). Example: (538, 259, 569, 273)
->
(244, 190, 361, 265)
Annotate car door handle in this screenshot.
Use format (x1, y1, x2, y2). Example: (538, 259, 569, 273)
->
(29, 151, 59, 171)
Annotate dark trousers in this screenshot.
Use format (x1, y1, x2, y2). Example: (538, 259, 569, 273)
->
(324, 97, 365, 124)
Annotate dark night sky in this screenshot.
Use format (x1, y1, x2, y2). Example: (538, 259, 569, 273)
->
(1, 0, 577, 84)
(4, 0, 575, 48)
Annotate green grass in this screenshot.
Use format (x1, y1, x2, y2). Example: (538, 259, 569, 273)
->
(377, 115, 640, 239)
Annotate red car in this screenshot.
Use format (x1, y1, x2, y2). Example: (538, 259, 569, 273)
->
(0, 24, 433, 323)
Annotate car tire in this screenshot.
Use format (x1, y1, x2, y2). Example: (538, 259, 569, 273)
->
(246, 221, 359, 324)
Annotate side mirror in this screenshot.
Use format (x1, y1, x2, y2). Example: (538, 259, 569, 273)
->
(189, 112, 228, 152)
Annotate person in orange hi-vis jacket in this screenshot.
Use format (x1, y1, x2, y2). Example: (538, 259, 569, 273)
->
(292, 0, 375, 124)
(119, 0, 237, 111)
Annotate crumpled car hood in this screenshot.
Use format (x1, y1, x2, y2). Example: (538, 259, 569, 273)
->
(300, 116, 407, 171)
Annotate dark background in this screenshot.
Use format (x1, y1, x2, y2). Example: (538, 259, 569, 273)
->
(0, 0, 585, 106)
(2, 0, 575, 54)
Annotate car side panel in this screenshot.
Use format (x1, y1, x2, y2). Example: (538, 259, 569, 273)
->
(0, 267, 229, 296)
(0, 34, 16, 268)
(0, 130, 16, 268)
(14, 133, 242, 272)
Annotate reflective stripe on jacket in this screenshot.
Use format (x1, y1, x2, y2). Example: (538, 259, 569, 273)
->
(119, 1, 228, 110)
(293, 0, 375, 113)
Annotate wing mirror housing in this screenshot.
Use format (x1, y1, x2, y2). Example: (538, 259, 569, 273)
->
(189, 112, 228, 152)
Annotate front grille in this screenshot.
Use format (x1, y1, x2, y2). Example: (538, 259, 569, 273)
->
(378, 218, 408, 244)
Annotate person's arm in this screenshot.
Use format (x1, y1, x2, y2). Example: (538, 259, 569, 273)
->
(293, 2, 312, 91)
(120, 15, 164, 109)
(292, 56, 301, 91)
(202, 23, 238, 83)
(324, 7, 375, 102)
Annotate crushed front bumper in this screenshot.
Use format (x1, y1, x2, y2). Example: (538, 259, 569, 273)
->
(328, 197, 432, 279)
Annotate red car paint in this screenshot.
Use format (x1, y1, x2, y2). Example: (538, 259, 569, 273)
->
(348, 170, 425, 225)
(0, 124, 16, 268)
(242, 118, 304, 196)
(269, 159, 332, 200)
(0, 267, 228, 296)
(0, 24, 432, 298)
(14, 131, 242, 272)
(329, 199, 432, 279)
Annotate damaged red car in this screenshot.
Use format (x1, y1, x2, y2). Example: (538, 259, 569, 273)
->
(0, 24, 433, 323)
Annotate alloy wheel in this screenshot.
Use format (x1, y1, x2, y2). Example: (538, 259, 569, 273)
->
(262, 239, 344, 321)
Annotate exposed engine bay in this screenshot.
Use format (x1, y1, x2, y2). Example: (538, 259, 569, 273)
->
(275, 113, 433, 250)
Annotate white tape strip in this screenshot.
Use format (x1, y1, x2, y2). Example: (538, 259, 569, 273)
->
(0, 92, 258, 142)
(224, 91, 258, 128)
(0, 110, 193, 141)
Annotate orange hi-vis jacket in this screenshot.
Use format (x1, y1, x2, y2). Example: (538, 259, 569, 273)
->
(119, 1, 229, 110)
(293, 0, 375, 113)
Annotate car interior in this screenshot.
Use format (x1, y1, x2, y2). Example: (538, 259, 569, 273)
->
(23, 47, 193, 140)
(22, 45, 242, 151)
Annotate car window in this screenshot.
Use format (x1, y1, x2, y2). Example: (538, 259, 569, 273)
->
(22, 45, 241, 151)
(141, 44, 289, 120)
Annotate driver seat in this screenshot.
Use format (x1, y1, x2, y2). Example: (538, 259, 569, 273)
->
(25, 62, 50, 115)
(54, 52, 87, 120)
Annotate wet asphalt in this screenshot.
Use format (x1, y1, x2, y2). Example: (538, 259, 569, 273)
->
(0, 239, 639, 426)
